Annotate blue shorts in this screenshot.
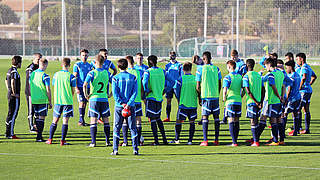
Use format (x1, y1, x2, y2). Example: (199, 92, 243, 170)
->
(201, 99, 220, 116)
(300, 92, 312, 107)
(177, 108, 197, 121)
(88, 101, 110, 118)
(165, 88, 175, 99)
(225, 104, 241, 118)
(32, 104, 48, 117)
(53, 104, 73, 118)
(285, 100, 300, 114)
(246, 104, 261, 119)
(262, 101, 281, 118)
(146, 99, 162, 118)
(77, 87, 89, 103)
(135, 103, 143, 117)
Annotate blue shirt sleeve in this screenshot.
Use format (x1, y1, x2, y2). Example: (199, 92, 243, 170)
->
(284, 74, 293, 87)
(73, 63, 79, 73)
(42, 73, 50, 86)
(84, 71, 94, 84)
(223, 75, 231, 88)
(196, 66, 202, 82)
(52, 73, 56, 86)
(142, 71, 150, 93)
(301, 66, 308, 75)
(217, 67, 222, 80)
(127, 77, 137, 106)
(112, 77, 122, 104)
(242, 74, 249, 88)
(260, 57, 266, 68)
(70, 74, 76, 87)
(241, 64, 247, 75)
(268, 73, 275, 86)
(110, 62, 116, 71)
(174, 77, 182, 100)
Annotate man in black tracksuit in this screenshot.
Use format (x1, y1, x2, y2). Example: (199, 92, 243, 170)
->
(5, 56, 22, 139)
(25, 53, 41, 132)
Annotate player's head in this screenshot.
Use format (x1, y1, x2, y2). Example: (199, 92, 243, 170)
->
(126, 55, 134, 67)
(147, 55, 157, 67)
(62, 57, 71, 68)
(226, 60, 236, 72)
(246, 59, 255, 71)
(117, 58, 128, 70)
(95, 55, 105, 67)
(136, 52, 143, 64)
(33, 53, 42, 65)
(12, 55, 22, 68)
(39, 58, 48, 71)
(183, 61, 192, 73)
(285, 60, 295, 74)
(202, 51, 211, 64)
(296, 53, 306, 66)
(230, 49, 239, 60)
(270, 52, 278, 60)
(80, 49, 89, 62)
(277, 59, 284, 70)
(99, 48, 108, 59)
(264, 57, 275, 71)
(285, 52, 294, 62)
(169, 51, 176, 61)
(192, 55, 200, 64)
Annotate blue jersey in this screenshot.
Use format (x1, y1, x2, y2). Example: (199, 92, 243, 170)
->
(223, 72, 242, 105)
(84, 68, 112, 102)
(262, 72, 275, 86)
(52, 70, 76, 87)
(91, 59, 116, 72)
(235, 59, 247, 76)
(30, 69, 50, 86)
(112, 71, 137, 107)
(287, 72, 301, 102)
(260, 57, 266, 68)
(73, 61, 93, 87)
(296, 63, 314, 93)
(134, 64, 149, 72)
(165, 61, 182, 85)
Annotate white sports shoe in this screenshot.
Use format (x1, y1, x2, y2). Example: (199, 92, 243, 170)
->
(187, 142, 192, 145)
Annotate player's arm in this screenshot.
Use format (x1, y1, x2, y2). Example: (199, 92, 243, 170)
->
(174, 78, 181, 103)
(222, 87, 228, 102)
(127, 78, 137, 108)
(222, 76, 230, 102)
(142, 71, 151, 96)
(112, 77, 122, 105)
(73, 64, 80, 94)
(271, 84, 283, 103)
(10, 72, 18, 98)
(219, 79, 222, 93)
(83, 82, 90, 99)
(111, 63, 117, 76)
(43, 75, 52, 109)
(70, 75, 76, 95)
(244, 87, 260, 107)
(5, 78, 8, 90)
(25, 68, 32, 95)
(218, 67, 222, 93)
(299, 73, 307, 90)
(310, 71, 317, 86)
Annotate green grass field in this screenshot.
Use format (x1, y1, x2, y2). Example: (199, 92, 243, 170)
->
(1, 58, 320, 179)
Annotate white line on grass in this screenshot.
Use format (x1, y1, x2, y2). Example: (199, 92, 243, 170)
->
(0, 152, 319, 171)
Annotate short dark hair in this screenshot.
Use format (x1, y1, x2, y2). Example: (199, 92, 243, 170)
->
(80, 49, 89, 54)
(33, 52, 42, 58)
(285, 52, 294, 59)
(265, 57, 276, 67)
(202, 51, 211, 61)
(39, 58, 48, 65)
(296, 53, 306, 62)
(99, 48, 108, 53)
(12, 56, 22, 66)
(285, 60, 295, 69)
(183, 62, 192, 72)
(192, 55, 200, 64)
(231, 49, 238, 56)
(169, 51, 176, 55)
(270, 52, 278, 59)
(62, 57, 71, 67)
(277, 59, 284, 65)
(147, 55, 157, 67)
(126, 55, 134, 65)
(227, 60, 236, 69)
(246, 59, 255, 69)
(95, 55, 105, 65)
(136, 52, 143, 56)
(117, 58, 128, 70)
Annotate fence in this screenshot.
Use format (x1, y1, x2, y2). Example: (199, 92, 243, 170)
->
(0, 0, 319, 58)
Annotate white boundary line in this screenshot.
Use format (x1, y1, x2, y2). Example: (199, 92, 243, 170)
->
(0, 152, 319, 171)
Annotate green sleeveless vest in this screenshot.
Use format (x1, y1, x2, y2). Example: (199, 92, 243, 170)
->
(147, 68, 165, 101)
(179, 74, 197, 108)
(54, 71, 73, 105)
(226, 73, 242, 105)
(30, 71, 48, 104)
(90, 69, 109, 100)
(201, 65, 219, 98)
(245, 71, 262, 105)
(128, 68, 142, 103)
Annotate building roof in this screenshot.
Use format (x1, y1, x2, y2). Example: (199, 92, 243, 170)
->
(1, 0, 38, 12)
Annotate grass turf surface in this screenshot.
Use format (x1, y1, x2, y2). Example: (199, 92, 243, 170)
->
(0, 59, 320, 179)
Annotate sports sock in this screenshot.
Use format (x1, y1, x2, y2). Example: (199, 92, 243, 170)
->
(229, 122, 236, 144)
(189, 122, 195, 142)
(271, 123, 279, 143)
(137, 124, 142, 144)
(79, 107, 85, 124)
(278, 123, 285, 142)
(175, 123, 182, 141)
(150, 120, 159, 144)
(305, 112, 311, 132)
(122, 123, 128, 144)
(166, 104, 171, 119)
(251, 125, 258, 142)
(282, 117, 288, 129)
(298, 112, 302, 130)
(36, 118, 45, 140)
(157, 119, 167, 143)
(49, 123, 57, 139)
(234, 121, 240, 142)
(256, 121, 266, 138)
(214, 119, 220, 141)
(104, 123, 110, 143)
(293, 117, 299, 135)
(61, 124, 68, 141)
(222, 109, 227, 123)
(202, 119, 208, 141)
(90, 124, 97, 144)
